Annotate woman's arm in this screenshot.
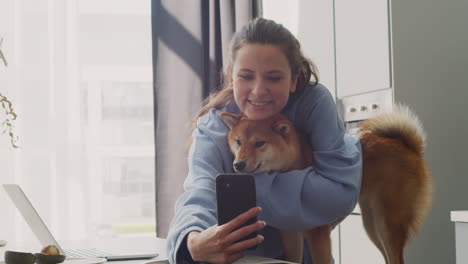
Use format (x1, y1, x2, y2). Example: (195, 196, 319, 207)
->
(255, 84, 362, 230)
(165, 110, 227, 263)
(166, 108, 265, 263)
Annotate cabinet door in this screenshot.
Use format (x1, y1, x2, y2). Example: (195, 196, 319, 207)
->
(296, 0, 337, 99)
(455, 223, 468, 264)
(331, 225, 340, 262)
(335, 0, 391, 97)
(340, 214, 384, 264)
(264, 0, 337, 100)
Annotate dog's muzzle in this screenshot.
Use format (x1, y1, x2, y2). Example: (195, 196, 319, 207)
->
(233, 160, 246, 172)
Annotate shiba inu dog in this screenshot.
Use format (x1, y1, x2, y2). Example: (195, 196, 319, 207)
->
(220, 106, 432, 264)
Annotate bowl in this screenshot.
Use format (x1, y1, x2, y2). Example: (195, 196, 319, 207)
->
(4, 250, 36, 264)
(34, 253, 66, 264)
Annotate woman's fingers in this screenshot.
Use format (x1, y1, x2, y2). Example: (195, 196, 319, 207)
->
(223, 220, 266, 246)
(226, 234, 265, 254)
(189, 207, 265, 263)
(218, 206, 262, 235)
(214, 219, 265, 254)
(212, 220, 265, 251)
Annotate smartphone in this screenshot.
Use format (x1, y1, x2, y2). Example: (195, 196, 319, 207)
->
(216, 173, 258, 246)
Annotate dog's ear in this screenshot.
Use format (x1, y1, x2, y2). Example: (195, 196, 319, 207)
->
(220, 112, 243, 130)
(273, 120, 291, 137)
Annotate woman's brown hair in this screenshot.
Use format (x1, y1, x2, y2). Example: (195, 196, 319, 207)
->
(192, 17, 319, 127)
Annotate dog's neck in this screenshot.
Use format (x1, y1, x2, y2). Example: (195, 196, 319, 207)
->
(289, 128, 314, 170)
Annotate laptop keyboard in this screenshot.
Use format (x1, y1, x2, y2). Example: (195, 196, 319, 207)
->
(64, 248, 113, 258)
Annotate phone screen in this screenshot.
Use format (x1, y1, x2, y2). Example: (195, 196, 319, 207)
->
(216, 173, 258, 246)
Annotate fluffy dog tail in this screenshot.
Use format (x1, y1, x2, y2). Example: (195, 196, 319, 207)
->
(359, 105, 426, 155)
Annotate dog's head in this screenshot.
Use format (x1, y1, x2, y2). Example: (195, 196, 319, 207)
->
(220, 112, 302, 173)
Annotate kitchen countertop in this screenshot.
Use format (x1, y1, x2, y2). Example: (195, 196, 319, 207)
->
(451, 211, 468, 223)
(0, 237, 167, 264)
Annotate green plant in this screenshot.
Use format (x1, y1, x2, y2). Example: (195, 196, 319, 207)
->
(0, 37, 19, 148)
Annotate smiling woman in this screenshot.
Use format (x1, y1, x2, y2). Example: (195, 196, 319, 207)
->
(165, 17, 362, 264)
(231, 44, 297, 120)
(0, 0, 155, 243)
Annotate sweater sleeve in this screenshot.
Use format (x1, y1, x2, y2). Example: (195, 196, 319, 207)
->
(165, 108, 234, 264)
(255, 85, 362, 230)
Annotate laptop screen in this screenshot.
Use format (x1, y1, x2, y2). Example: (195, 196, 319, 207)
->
(3, 184, 63, 253)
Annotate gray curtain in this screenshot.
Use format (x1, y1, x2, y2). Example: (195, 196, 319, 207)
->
(151, 0, 261, 237)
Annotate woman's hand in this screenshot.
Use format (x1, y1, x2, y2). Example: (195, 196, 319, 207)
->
(187, 206, 266, 264)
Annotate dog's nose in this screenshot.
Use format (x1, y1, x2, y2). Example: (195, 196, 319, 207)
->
(233, 160, 246, 172)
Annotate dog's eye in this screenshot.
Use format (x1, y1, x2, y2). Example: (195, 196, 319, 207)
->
(255, 141, 266, 148)
(236, 139, 241, 146)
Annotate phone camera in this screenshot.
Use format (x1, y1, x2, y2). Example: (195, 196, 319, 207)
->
(226, 183, 231, 188)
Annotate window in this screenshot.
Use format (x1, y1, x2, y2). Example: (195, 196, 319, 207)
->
(0, 0, 155, 242)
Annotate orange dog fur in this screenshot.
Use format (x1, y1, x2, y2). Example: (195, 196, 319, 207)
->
(220, 106, 432, 264)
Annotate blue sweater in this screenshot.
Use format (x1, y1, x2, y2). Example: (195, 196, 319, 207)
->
(166, 83, 362, 263)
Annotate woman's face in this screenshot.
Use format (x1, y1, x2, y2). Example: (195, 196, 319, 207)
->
(230, 44, 297, 120)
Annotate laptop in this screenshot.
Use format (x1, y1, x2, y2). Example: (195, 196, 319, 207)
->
(3, 184, 159, 261)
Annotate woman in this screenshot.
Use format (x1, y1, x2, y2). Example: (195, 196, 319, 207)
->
(166, 17, 362, 264)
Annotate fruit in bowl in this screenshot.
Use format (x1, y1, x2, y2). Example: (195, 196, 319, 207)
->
(40, 245, 61, 255)
(36, 245, 65, 264)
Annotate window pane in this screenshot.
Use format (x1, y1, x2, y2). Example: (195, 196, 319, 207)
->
(0, 0, 155, 242)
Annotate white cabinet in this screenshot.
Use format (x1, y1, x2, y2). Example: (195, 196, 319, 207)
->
(334, 0, 392, 97)
(339, 214, 385, 264)
(264, 1, 393, 263)
(331, 226, 340, 262)
(296, 0, 337, 98)
(451, 211, 468, 264)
